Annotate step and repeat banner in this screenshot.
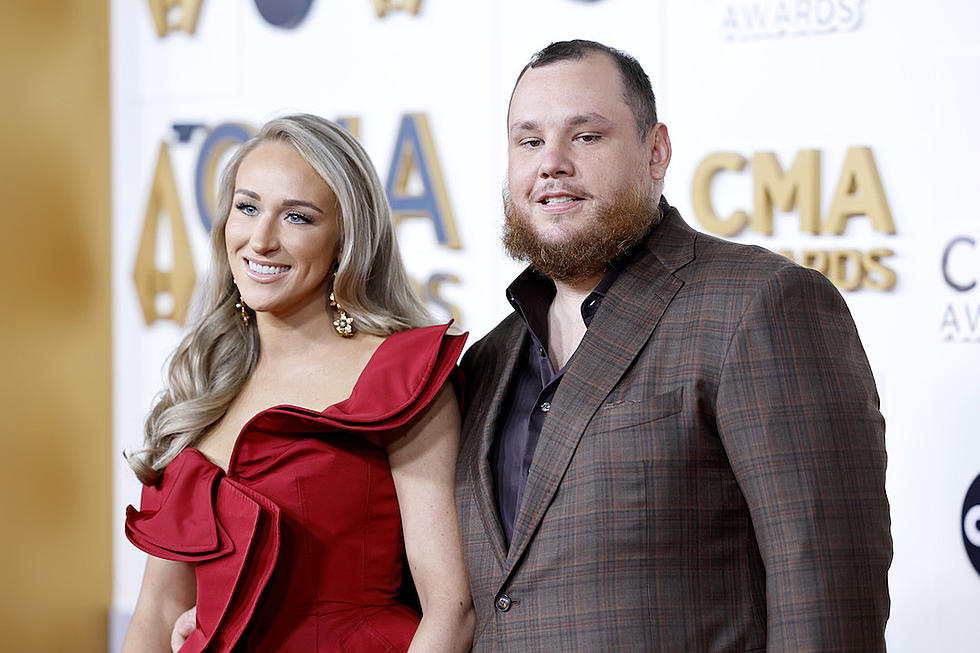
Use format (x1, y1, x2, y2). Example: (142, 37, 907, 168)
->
(111, 1, 979, 650)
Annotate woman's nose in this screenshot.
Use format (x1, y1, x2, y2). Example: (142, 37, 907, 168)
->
(248, 216, 279, 253)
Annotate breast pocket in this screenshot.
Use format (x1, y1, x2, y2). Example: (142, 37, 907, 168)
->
(567, 386, 688, 514)
(588, 386, 684, 433)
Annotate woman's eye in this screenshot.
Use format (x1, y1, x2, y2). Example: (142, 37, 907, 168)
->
(285, 212, 312, 225)
(235, 202, 258, 216)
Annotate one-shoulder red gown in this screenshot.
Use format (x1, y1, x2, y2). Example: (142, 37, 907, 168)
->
(125, 323, 466, 652)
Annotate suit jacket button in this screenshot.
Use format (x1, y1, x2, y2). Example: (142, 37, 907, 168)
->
(495, 593, 512, 612)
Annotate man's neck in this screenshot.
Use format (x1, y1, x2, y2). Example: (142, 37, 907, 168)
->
(546, 272, 603, 371)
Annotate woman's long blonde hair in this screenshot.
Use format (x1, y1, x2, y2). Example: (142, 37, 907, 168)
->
(127, 114, 431, 484)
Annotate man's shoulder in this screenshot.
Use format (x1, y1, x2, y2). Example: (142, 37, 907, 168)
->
(696, 231, 796, 275)
(462, 312, 525, 370)
(645, 204, 797, 279)
(655, 210, 805, 284)
(632, 209, 846, 318)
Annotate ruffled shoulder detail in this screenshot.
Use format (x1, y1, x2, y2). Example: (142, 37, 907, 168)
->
(243, 322, 467, 436)
(325, 321, 467, 427)
(125, 449, 231, 560)
(125, 449, 281, 653)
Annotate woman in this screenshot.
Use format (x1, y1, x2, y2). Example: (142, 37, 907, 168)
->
(122, 114, 474, 652)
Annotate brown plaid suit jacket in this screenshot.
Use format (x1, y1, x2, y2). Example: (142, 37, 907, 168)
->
(455, 206, 891, 652)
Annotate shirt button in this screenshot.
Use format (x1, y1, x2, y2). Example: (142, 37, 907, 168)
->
(538, 346, 546, 357)
(495, 593, 512, 612)
(539, 401, 551, 413)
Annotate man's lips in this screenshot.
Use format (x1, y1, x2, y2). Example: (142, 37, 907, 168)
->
(534, 191, 587, 212)
(536, 188, 586, 202)
(538, 195, 583, 206)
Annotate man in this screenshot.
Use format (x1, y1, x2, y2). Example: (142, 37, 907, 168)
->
(455, 39, 891, 651)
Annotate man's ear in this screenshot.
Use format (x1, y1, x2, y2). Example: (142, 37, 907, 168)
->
(647, 123, 671, 181)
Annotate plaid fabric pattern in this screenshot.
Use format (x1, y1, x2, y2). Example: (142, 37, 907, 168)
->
(455, 207, 891, 652)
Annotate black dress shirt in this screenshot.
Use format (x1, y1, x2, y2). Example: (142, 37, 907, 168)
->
(490, 198, 668, 543)
(490, 255, 631, 544)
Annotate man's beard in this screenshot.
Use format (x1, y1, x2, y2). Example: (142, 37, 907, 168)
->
(502, 186, 660, 283)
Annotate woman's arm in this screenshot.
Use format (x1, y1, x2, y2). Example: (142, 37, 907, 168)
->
(122, 555, 196, 653)
(386, 383, 475, 653)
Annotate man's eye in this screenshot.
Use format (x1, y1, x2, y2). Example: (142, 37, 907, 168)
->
(577, 134, 600, 143)
(520, 138, 542, 148)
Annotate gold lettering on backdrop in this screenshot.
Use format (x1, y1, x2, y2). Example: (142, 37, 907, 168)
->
(824, 146, 896, 235)
(389, 113, 462, 249)
(373, 0, 422, 18)
(426, 273, 462, 325)
(827, 249, 864, 291)
(752, 150, 821, 235)
(410, 273, 463, 327)
(690, 152, 748, 236)
(777, 248, 897, 292)
(693, 146, 898, 292)
(146, 0, 204, 37)
(133, 143, 197, 325)
(799, 249, 829, 273)
(693, 147, 894, 236)
(863, 248, 898, 291)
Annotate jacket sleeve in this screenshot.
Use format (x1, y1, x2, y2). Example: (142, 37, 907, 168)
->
(715, 264, 891, 653)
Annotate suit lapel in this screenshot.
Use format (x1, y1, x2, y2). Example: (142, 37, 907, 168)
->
(504, 209, 696, 571)
(463, 316, 527, 567)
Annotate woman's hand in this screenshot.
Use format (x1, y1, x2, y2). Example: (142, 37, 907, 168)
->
(170, 606, 196, 652)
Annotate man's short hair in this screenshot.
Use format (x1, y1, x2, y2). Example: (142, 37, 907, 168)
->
(511, 39, 659, 138)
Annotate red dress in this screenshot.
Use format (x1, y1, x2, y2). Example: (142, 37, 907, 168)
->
(125, 323, 466, 652)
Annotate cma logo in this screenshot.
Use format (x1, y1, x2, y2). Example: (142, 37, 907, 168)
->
(723, 0, 862, 40)
(939, 235, 980, 343)
(147, 0, 420, 36)
(962, 473, 980, 577)
(133, 114, 460, 326)
(691, 147, 897, 291)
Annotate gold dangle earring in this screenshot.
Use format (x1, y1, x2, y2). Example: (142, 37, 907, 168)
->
(235, 295, 250, 325)
(232, 279, 250, 325)
(329, 273, 354, 337)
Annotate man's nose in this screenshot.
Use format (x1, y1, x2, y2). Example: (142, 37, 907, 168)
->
(538, 142, 575, 178)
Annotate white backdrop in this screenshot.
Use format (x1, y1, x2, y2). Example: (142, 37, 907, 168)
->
(110, 1, 980, 650)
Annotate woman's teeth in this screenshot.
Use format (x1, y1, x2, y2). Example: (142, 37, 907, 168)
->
(248, 260, 288, 274)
